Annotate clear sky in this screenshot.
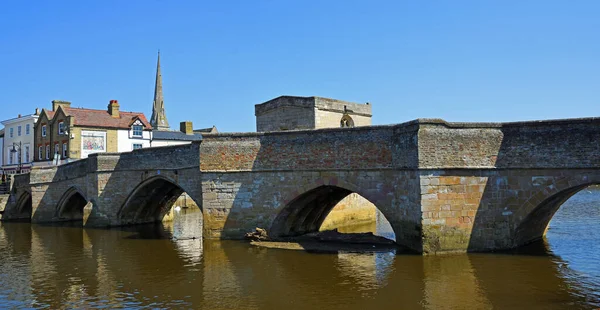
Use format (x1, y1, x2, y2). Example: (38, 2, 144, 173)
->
(1, 1, 598, 132)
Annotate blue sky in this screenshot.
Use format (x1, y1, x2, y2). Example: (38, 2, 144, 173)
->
(1, 1, 598, 132)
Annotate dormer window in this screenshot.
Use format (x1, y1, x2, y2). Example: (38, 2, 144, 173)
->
(132, 125, 143, 137)
(58, 121, 65, 135)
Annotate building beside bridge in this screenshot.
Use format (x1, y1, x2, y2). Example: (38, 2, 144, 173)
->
(1, 111, 39, 174)
(33, 99, 152, 163)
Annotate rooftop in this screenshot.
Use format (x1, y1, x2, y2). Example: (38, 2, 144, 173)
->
(153, 130, 202, 141)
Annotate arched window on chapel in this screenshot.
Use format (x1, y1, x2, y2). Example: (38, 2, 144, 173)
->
(340, 114, 355, 128)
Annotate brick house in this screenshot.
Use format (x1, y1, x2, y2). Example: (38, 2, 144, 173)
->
(34, 100, 152, 163)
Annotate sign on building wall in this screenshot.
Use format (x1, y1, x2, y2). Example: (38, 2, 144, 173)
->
(81, 131, 106, 158)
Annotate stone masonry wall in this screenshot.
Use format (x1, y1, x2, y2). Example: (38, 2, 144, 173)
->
(416, 118, 600, 253)
(200, 126, 407, 172)
(417, 118, 600, 169)
(200, 126, 423, 250)
(314, 110, 371, 129)
(255, 106, 315, 132)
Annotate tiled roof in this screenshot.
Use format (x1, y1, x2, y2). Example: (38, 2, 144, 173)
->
(44, 110, 56, 119)
(153, 130, 202, 141)
(62, 107, 151, 130)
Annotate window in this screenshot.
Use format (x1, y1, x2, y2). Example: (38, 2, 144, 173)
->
(54, 144, 59, 157)
(8, 151, 13, 165)
(9, 128, 13, 138)
(18, 126, 21, 136)
(132, 125, 143, 137)
(38, 146, 42, 160)
(340, 114, 355, 128)
(42, 125, 47, 137)
(46, 145, 50, 160)
(58, 122, 65, 135)
(133, 143, 143, 150)
(26, 124, 30, 135)
(62, 143, 68, 158)
(24, 145, 30, 163)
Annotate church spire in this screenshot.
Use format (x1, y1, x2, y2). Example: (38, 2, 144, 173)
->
(150, 51, 170, 131)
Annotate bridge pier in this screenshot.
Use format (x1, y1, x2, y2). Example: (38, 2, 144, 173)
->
(419, 170, 600, 253)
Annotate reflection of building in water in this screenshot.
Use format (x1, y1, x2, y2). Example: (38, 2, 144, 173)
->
(0, 224, 34, 305)
(422, 256, 492, 309)
(336, 252, 395, 290)
(163, 208, 204, 264)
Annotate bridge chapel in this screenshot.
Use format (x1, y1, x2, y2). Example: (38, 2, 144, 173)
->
(254, 96, 372, 132)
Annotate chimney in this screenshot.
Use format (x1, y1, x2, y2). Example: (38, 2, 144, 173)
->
(18, 114, 21, 118)
(180, 121, 193, 135)
(108, 100, 120, 118)
(35, 108, 40, 115)
(52, 100, 71, 111)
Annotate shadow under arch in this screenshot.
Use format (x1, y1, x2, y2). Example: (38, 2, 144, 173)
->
(55, 186, 90, 222)
(8, 191, 33, 222)
(270, 184, 396, 240)
(117, 175, 202, 225)
(514, 182, 599, 247)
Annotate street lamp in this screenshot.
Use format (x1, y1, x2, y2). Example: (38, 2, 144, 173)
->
(10, 142, 22, 174)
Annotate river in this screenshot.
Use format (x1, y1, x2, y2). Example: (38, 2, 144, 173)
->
(0, 188, 598, 309)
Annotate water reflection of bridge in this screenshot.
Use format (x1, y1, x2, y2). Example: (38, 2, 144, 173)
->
(0, 220, 597, 308)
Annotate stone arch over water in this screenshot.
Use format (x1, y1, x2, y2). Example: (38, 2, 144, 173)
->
(514, 180, 600, 247)
(55, 187, 90, 222)
(13, 191, 32, 221)
(270, 184, 395, 240)
(117, 176, 202, 225)
(513, 176, 600, 246)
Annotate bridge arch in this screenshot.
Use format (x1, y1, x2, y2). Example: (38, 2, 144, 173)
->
(55, 186, 90, 222)
(12, 191, 32, 221)
(270, 182, 395, 239)
(118, 175, 202, 225)
(513, 174, 600, 247)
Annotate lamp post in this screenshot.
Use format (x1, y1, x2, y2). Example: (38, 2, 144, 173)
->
(10, 142, 22, 174)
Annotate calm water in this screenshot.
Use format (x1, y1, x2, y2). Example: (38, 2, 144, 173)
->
(0, 190, 599, 309)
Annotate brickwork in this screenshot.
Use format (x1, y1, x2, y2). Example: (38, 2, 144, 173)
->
(200, 126, 401, 171)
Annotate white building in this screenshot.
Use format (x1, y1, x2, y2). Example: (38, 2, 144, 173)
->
(1, 111, 39, 174)
(0, 129, 4, 173)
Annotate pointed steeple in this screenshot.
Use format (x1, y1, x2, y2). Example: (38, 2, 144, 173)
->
(150, 51, 170, 131)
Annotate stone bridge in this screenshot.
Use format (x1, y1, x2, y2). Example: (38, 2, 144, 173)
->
(2, 117, 599, 254)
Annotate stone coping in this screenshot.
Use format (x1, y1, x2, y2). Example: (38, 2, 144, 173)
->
(202, 116, 600, 138)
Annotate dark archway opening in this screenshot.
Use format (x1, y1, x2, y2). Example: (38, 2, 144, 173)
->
(118, 177, 202, 231)
(11, 192, 32, 222)
(119, 178, 185, 224)
(57, 190, 89, 222)
(118, 177, 203, 250)
(271, 185, 396, 243)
